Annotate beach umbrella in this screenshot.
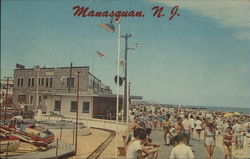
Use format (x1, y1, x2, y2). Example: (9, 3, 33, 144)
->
(233, 112, 241, 116)
(224, 113, 233, 117)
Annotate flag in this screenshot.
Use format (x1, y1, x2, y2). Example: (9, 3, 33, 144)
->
(135, 43, 144, 47)
(96, 51, 106, 57)
(16, 63, 25, 69)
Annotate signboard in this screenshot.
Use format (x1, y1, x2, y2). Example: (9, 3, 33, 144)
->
(45, 72, 54, 76)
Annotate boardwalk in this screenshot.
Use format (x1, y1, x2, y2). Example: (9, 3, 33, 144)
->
(150, 130, 226, 159)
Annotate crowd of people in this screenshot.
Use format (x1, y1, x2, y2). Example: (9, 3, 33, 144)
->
(123, 104, 250, 159)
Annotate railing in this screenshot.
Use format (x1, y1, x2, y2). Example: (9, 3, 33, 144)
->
(41, 114, 127, 132)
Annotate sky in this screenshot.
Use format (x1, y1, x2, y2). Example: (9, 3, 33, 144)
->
(1, 0, 250, 108)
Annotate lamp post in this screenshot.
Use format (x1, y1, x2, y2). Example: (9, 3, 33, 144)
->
(98, 19, 120, 158)
(121, 34, 132, 124)
(3, 77, 12, 124)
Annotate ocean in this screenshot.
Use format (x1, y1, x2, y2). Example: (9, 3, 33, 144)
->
(190, 106, 250, 114)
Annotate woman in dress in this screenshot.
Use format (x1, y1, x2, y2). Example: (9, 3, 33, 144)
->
(204, 123, 216, 159)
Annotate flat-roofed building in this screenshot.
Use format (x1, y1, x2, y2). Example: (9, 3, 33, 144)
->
(13, 65, 142, 119)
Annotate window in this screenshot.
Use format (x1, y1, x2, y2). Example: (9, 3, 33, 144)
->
(82, 102, 90, 113)
(28, 78, 31, 86)
(29, 95, 33, 104)
(70, 101, 77, 112)
(39, 96, 42, 105)
(21, 78, 23, 86)
(39, 78, 44, 86)
(49, 78, 53, 87)
(17, 79, 20, 86)
(41, 78, 44, 85)
(28, 78, 34, 87)
(54, 100, 61, 111)
(45, 78, 49, 87)
(45, 78, 53, 87)
(31, 78, 34, 87)
(67, 78, 75, 88)
(18, 95, 26, 103)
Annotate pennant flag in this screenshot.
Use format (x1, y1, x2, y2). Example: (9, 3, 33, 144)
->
(96, 51, 106, 57)
(135, 43, 144, 47)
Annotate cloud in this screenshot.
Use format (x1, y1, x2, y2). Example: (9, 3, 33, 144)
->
(155, 0, 250, 40)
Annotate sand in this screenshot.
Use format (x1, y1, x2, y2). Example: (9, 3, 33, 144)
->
(58, 128, 111, 159)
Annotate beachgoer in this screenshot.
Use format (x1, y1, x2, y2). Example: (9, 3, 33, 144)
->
(223, 127, 233, 159)
(221, 120, 229, 135)
(246, 124, 250, 158)
(163, 114, 171, 146)
(126, 129, 147, 159)
(189, 115, 195, 138)
(157, 112, 164, 129)
(172, 117, 184, 146)
(153, 116, 158, 130)
(143, 128, 160, 159)
(204, 123, 216, 159)
(182, 114, 191, 145)
(125, 116, 143, 146)
(169, 133, 194, 159)
(232, 121, 242, 149)
(195, 117, 202, 139)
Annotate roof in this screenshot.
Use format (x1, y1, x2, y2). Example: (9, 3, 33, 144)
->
(40, 92, 142, 100)
(15, 66, 89, 71)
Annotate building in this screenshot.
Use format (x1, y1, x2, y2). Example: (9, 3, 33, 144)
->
(0, 79, 14, 104)
(13, 65, 142, 119)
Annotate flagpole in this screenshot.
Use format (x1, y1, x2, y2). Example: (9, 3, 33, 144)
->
(115, 19, 121, 159)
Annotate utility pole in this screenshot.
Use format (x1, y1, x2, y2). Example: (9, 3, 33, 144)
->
(3, 77, 12, 124)
(121, 34, 132, 123)
(75, 71, 80, 155)
(68, 62, 73, 93)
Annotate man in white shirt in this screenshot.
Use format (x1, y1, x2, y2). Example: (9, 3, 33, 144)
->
(195, 117, 202, 139)
(233, 121, 242, 149)
(126, 129, 147, 159)
(189, 115, 195, 138)
(182, 114, 191, 145)
(170, 133, 194, 159)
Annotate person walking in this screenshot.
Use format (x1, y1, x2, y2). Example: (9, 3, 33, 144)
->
(195, 117, 202, 139)
(232, 121, 242, 149)
(204, 123, 216, 159)
(162, 114, 171, 145)
(182, 114, 191, 145)
(172, 117, 184, 146)
(189, 115, 195, 138)
(169, 133, 194, 159)
(223, 127, 233, 159)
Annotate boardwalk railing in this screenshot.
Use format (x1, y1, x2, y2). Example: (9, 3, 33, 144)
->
(40, 114, 127, 132)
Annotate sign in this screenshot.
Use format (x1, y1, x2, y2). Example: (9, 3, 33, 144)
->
(46, 72, 54, 76)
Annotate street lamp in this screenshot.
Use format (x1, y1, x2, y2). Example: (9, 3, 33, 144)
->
(98, 18, 121, 158)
